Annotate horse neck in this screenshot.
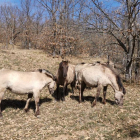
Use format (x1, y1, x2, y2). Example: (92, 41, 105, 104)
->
(106, 70, 120, 91)
(43, 74, 53, 85)
(58, 68, 64, 78)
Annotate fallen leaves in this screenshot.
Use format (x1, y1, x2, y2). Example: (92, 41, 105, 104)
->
(0, 49, 140, 139)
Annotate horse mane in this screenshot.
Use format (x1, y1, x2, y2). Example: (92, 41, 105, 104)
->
(38, 69, 56, 81)
(116, 75, 126, 94)
(101, 64, 126, 94)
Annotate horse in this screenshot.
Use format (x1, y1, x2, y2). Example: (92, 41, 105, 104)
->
(75, 62, 93, 87)
(76, 62, 126, 106)
(56, 60, 75, 101)
(0, 68, 56, 117)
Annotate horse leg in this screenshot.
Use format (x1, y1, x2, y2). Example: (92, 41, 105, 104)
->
(71, 80, 75, 94)
(92, 84, 102, 107)
(33, 92, 40, 116)
(24, 93, 33, 112)
(102, 86, 107, 104)
(71, 83, 74, 94)
(0, 89, 5, 117)
(79, 82, 86, 103)
(62, 83, 67, 101)
(56, 84, 59, 100)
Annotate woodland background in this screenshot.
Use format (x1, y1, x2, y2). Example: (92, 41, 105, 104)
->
(0, 0, 140, 81)
(0, 1, 140, 139)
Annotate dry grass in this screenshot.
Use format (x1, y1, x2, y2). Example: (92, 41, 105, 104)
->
(0, 48, 140, 140)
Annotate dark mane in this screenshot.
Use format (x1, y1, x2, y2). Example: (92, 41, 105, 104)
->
(116, 75, 126, 94)
(101, 64, 126, 94)
(38, 69, 56, 81)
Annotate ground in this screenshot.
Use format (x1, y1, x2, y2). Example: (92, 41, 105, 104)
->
(0, 48, 140, 140)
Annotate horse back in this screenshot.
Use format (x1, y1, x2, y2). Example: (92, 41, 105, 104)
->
(80, 65, 112, 86)
(0, 69, 47, 89)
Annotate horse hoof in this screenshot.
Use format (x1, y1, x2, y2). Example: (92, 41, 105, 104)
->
(62, 98, 65, 101)
(91, 103, 96, 107)
(56, 98, 60, 101)
(24, 108, 28, 112)
(35, 111, 40, 117)
(102, 101, 106, 104)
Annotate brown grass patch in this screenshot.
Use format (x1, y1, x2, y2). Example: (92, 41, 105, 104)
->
(0, 49, 140, 140)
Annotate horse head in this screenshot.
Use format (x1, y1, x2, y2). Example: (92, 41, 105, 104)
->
(38, 69, 56, 95)
(48, 80, 56, 95)
(60, 60, 69, 78)
(114, 90, 124, 105)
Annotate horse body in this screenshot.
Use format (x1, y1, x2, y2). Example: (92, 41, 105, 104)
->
(0, 70, 46, 94)
(56, 61, 75, 101)
(75, 63, 92, 86)
(80, 65, 111, 87)
(77, 63, 125, 106)
(75, 63, 92, 76)
(0, 68, 56, 117)
(57, 64, 75, 85)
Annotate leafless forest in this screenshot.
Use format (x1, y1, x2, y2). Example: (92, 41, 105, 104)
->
(0, 0, 140, 81)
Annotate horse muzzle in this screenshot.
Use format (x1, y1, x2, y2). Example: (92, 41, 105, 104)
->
(63, 74, 67, 79)
(49, 89, 54, 95)
(115, 99, 123, 106)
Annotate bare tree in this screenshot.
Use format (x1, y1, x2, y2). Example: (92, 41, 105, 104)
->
(87, 0, 140, 81)
(0, 5, 20, 48)
(20, 0, 34, 49)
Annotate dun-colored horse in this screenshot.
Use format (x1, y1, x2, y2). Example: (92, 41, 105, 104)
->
(75, 62, 93, 87)
(0, 68, 56, 117)
(56, 60, 75, 101)
(76, 63, 126, 106)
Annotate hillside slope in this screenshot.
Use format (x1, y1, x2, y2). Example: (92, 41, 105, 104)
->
(0, 49, 140, 140)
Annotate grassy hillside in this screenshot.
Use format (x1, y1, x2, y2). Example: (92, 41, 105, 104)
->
(0, 49, 140, 140)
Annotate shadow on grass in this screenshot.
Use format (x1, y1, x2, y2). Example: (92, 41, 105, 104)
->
(1, 97, 52, 112)
(70, 95, 115, 105)
(117, 124, 140, 138)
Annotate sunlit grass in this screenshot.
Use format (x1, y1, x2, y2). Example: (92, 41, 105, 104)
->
(0, 49, 140, 139)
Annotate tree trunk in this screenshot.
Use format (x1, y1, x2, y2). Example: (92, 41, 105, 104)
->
(135, 36, 140, 83)
(125, 35, 135, 81)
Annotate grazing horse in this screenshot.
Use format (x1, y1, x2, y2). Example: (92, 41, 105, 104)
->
(0, 68, 56, 117)
(56, 60, 75, 101)
(77, 63, 126, 106)
(75, 62, 93, 87)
